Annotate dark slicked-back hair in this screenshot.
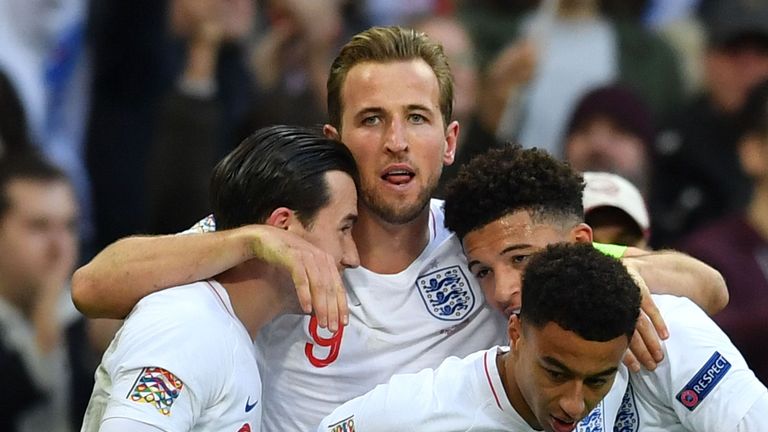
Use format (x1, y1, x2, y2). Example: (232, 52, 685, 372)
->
(521, 243, 640, 341)
(210, 125, 358, 230)
(444, 144, 584, 239)
(0, 151, 69, 219)
(327, 26, 454, 130)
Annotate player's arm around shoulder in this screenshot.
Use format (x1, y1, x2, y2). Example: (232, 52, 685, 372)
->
(650, 295, 767, 431)
(620, 247, 728, 315)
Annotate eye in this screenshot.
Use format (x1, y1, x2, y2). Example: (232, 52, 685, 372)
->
(585, 377, 609, 389)
(546, 369, 567, 382)
(408, 113, 427, 124)
(474, 267, 491, 280)
(511, 254, 530, 265)
(362, 115, 381, 126)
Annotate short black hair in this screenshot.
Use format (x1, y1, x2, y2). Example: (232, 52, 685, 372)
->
(0, 151, 70, 219)
(210, 125, 359, 230)
(521, 243, 640, 341)
(443, 143, 584, 239)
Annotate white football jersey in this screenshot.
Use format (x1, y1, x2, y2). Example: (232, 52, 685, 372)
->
(317, 346, 629, 432)
(255, 199, 508, 431)
(613, 295, 768, 432)
(81, 281, 262, 432)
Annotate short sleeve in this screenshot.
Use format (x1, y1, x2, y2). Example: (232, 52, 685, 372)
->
(656, 296, 767, 431)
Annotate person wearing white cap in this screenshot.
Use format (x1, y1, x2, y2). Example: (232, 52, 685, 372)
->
(583, 171, 650, 249)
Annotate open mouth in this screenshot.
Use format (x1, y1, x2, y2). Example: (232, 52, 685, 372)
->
(550, 416, 577, 432)
(381, 167, 415, 185)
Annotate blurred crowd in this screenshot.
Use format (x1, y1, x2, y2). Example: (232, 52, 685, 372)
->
(1, 0, 767, 430)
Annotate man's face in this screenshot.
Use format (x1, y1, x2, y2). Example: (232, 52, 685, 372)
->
(0, 179, 78, 303)
(298, 171, 360, 272)
(463, 210, 584, 317)
(565, 117, 648, 192)
(510, 319, 628, 432)
(326, 59, 458, 225)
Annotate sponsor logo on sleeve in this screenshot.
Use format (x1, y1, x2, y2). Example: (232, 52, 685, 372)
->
(416, 266, 475, 321)
(127, 367, 184, 416)
(328, 415, 355, 432)
(675, 351, 731, 411)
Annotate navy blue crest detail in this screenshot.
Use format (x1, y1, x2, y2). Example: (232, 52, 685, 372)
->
(675, 351, 731, 411)
(614, 382, 639, 432)
(416, 266, 474, 321)
(577, 400, 603, 431)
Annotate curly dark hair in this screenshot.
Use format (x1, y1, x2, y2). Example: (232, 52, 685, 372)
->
(443, 144, 584, 239)
(521, 243, 640, 341)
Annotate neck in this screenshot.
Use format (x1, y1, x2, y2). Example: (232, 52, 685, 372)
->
(497, 351, 541, 429)
(352, 203, 431, 274)
(747, 183, 768, 240)
(215, 260, 296, 340)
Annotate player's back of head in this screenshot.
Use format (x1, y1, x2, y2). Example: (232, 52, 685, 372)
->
(521, 243, 640, 341)
(210, 125, 358, 230)
(444, 143, 584, 239)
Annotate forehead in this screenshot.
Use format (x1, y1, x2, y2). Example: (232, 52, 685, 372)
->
(340, 59, 441, 115)
(317, 171, 357, 217)
(462, 211, 567, 256)
(4, 179, 75, 213)
(525, 322, 628, 375)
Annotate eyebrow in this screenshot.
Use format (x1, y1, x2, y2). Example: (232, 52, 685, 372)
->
(541, 356, 618, 378)
(467, 244, 532, 271)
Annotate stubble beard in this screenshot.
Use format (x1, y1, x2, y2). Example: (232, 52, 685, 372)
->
(361, 170, 441, 225)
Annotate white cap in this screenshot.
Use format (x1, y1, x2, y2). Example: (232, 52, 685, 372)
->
(582, 172, 650, 237)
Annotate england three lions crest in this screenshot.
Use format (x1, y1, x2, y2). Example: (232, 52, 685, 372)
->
(416, 266, 475, 321)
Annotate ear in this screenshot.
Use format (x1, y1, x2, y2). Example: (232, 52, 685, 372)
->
(570, 222, 593, 244)
(324, 124, 340, 140)
(739, 135, 767, 177)
(265, 207, 296, 230)
(508, 314, 522, 348)
(443, 120, 460, 166)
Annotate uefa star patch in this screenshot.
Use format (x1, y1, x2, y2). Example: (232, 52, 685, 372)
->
(416, 266, 475, 321)
(127, 367, 185, 416)
(675, 352, 731, 411)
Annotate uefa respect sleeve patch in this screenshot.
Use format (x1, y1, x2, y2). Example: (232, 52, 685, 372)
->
(127, 367, 185, 416)
(675, 352, 731, 411)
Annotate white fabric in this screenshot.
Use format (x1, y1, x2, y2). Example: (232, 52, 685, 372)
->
(318, 346, 629, 432)
(613, 295, 768, 432)
(736, 393, 768, 432)
(99, 417, 164, 432)
(80, 281, 262, 432)
(256, 199, 508, 431)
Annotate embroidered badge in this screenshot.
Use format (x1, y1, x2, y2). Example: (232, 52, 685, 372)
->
(416, 266, 475, 321)
(675, 351, 731, 411)
(127, 367, 184, 416)
(237, 424, 251, 432)
(577, 399, 604, 431)
(614, 382, 640, 432)
(327, 415, 355, 432)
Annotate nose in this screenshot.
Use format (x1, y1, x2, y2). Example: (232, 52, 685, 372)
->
(493, 268, 521, 313)
(384, 117, 408, 154)
(340, 237, 360, 270)
(559, 382, 587, 421)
